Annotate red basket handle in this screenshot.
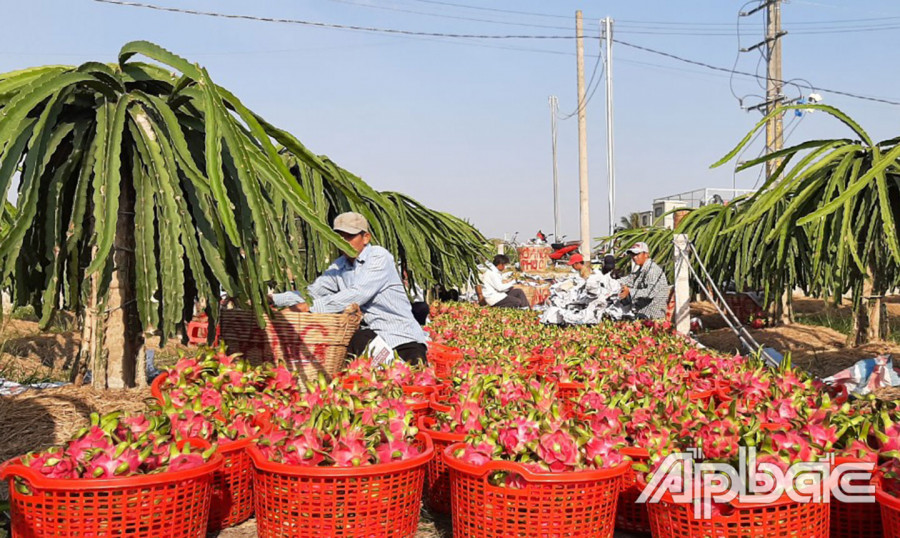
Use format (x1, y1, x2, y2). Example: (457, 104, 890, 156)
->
(0, 459, 43, 487)
(443, 442, 627, 483)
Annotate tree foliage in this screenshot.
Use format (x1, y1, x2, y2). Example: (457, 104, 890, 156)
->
(281, 152, 488, 292)
(0, 41, 486, 344)
(608, 104, 900, 342)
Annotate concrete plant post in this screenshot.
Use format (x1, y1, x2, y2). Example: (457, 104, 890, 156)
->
(673, 234, 691, 335)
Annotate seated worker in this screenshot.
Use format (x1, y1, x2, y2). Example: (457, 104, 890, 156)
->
(617, 242, 669, 319)
(567, 253, 585, 272)
(271, 212, 427, 364)
(600, 254, 617, 276)
(481, 255, 530, 308)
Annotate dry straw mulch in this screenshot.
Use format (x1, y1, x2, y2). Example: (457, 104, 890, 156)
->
(0, 385, 152, 501)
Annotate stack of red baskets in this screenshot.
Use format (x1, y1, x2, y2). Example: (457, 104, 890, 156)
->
(830, 456, 882, 538)
(151, 372, 267, 531)
(616, 447, 652, 534)
(418, 415, 465, 514)
(877, 474, 900, 537)
(647, 491, 829, 537)
(428, 342, 464, 379)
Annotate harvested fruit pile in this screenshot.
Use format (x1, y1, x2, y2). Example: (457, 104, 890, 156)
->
(4, 303, 900, 538)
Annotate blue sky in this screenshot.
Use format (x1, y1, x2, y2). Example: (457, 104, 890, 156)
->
(3, 0, 899, 241)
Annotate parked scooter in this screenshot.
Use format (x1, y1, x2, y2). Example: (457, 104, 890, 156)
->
(549, 235, 582, 262)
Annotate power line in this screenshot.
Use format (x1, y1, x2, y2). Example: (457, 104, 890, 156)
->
(612, 38, 900, 106)
(323, 0, 577, 31)
(559, 32, 604, 120)
(92, 0, 900, 107)
(405, 0, 572, 20)
(90, 0, 587, 39)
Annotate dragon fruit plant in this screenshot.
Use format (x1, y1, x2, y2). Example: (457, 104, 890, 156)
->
(14, 411, 214, 493)
(256, 385, 421, 467)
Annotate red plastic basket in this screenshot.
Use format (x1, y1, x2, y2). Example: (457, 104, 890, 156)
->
(516, 355, 545, 377)
(207, 414, 272, 531)
(0, 439, 222, 538)
(418, 416, 466, 514)
(150, 371, 167, 405)
(408, 397, 430, 424)
(617, 447, 652, 535)
(428, 343, 464, 379)
(830, 456, 881, 538)
(249, 433, 433, 538)
(429, 392, 453, 415)
(877, 476, 900, 538)
(556, 381, 584, 415)
(647, 490, 829, 538)
(444, 442, 627, 537)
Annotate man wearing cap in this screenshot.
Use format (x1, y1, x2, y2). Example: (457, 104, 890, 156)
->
(567, 253, 585, 273)
(617, 242, 669, 320)
(270, 212, 428, 364)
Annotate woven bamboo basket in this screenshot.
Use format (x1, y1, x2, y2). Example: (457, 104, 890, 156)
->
(218, 304, 362, 384)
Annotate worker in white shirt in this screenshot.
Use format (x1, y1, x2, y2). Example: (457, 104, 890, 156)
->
(480, 255, 530, 308)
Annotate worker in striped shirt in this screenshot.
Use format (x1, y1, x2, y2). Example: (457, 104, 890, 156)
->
(271, 212, 427, 365)
(617, 242, 669, 320)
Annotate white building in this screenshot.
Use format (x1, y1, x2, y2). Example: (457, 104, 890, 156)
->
(650, 188, 754, 229)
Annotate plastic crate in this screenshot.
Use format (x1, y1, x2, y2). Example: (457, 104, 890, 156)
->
(1, 440, 221, 538)
(444, 442, 627, 537)
(418, 416, 466, 514)
(617, 447, 652, 535)
(648, 491, 829, 538)
(249, 434, 432, 538)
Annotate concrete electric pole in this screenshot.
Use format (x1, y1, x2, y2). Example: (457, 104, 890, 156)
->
(549, 95, 560, 242)
(765, 0, 784, 180)
(575, 11, 591, 272)
(602, 17, 615, 240)
(742, 0, 786, 180)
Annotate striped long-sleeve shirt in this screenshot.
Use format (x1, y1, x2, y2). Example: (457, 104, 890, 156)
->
(618, 259, 669, 320)
(272, 245, 425, 349)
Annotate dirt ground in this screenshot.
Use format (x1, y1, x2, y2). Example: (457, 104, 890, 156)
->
(213, 513, 642, 538)
(692, 295, 900, 379)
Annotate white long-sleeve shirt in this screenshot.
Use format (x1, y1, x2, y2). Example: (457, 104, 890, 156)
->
(481, 264, 515, 306)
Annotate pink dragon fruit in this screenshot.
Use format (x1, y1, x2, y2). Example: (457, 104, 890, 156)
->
(536, 430, 579, 472)
(23, 448, 79, 480)
(496, 417, 540, 455)
(267, 366, 294, 391)
(84, 445, 143, 478)
(375, 436, 421, 464)
(281, 428, 326, 466)
(199, 387, 223, 409)
(167, 452, 207, 472)
(455, 442, 495, 466)
(67, 427, 113, 464)
(584, 437, 625, 468)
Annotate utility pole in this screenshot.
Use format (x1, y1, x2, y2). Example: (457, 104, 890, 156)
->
(549, 95, 560, 242)
(575, 10, 591, 272)
(602, 17, 616, 240)
(743, 0, 791, 324)
(765, 0, 783, 180)
(741, 0, 785, 180)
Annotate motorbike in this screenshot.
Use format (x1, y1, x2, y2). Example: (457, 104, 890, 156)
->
(549, 235, 582, 261)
